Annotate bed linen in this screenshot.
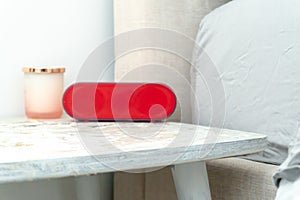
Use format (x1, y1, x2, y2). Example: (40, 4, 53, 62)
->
(191, 0, 300, 189)
(275, 178, 300, 200)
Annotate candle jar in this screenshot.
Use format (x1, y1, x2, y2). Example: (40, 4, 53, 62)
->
(23, 67, 65, 119)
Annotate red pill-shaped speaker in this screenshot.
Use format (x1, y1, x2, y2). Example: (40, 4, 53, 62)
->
(63, 83, 176, 121)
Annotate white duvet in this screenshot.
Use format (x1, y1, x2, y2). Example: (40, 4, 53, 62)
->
(191, 0, 300, 193)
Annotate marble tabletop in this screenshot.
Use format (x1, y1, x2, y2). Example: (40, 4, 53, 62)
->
(0, 119, 267, 183)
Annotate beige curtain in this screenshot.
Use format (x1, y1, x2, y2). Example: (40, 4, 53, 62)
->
(114, 0, 231, 123)
(114, 1, 231, 199)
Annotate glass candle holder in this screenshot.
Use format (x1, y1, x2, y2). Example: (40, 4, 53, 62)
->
(23, 67, 65, 119)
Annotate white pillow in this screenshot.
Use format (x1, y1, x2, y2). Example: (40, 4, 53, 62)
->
(191, 0, 300, 165)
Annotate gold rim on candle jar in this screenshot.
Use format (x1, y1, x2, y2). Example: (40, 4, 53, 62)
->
(22, 67, 66, 74)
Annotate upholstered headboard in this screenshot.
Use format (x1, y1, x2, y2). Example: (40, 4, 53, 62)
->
(114, 0, 231, 122)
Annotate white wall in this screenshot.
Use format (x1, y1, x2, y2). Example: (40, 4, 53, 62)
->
(0, 1, 114, 199)
(0, 0, 114, 117)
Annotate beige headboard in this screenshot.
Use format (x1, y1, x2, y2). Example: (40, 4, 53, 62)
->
(114, 0, 231, 123)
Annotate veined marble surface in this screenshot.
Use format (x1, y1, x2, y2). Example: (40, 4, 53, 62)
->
(0, 119, 267, 183)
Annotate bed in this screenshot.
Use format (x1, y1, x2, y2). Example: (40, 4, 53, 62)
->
(113, 0, 300, 199)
